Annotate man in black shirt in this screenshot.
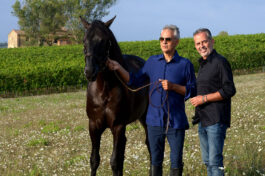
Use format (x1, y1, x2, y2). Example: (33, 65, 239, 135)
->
(190, 28, 236, 176)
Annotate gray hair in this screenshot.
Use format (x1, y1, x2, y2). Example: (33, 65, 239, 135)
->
(193, 28, 212, 40)
(162, 25, 180, 40)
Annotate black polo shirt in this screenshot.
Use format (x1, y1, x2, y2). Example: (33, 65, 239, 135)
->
(195, 50, 236, 127)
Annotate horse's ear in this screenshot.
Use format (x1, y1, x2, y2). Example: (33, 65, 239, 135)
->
(80, 16, 91, 29)
(105, 16, 116, 28)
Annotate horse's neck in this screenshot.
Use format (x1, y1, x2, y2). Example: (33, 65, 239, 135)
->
(95, 70, 119, 91)
(91, 73, 108, 92)
(109, 39, 126, 68)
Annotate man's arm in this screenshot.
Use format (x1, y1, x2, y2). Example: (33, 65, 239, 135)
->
(218, 58, 236, 99)
(190, 91, 223, 107)
(159, 61, 196, 97)
(160, 79, 186, 96)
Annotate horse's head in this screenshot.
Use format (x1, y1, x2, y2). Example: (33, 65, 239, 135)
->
(80, 16, 116, 81)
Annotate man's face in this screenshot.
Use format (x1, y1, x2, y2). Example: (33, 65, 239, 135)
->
(160, 29, 178, 54)
(193, 32, 214, 60)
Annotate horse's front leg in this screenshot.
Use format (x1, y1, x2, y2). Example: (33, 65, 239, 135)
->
(89, 119, 106, 176)
(110, 124, 127, 176)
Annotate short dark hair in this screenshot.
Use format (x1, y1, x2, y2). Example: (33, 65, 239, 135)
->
(193, 28, 212, 40)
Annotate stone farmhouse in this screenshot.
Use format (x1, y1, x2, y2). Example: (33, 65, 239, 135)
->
(8, 30, 26, 48)
(8, 29, 72, 48)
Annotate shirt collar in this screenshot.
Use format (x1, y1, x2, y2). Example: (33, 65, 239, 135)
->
(157, 50, 180, 63)
(198, 49, 217, 65)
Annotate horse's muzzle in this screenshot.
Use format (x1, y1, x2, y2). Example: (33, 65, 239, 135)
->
(84, 65, 98, 81)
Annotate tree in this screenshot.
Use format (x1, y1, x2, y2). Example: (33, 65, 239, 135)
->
(63, 0, 117, 43)
(0, 42, 7, 48)
(218, 31, 229, 36)
(12, 0, 117, 46)
(12, 0, 67, 46)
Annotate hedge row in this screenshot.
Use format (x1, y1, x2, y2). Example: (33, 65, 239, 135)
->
(0, 33, 264, 93)
(119, 33, 265, 71)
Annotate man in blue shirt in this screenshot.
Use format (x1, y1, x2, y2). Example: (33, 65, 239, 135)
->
(107, 25, 196, 176)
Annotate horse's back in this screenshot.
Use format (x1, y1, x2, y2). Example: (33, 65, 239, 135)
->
(122, 55, 146, 73)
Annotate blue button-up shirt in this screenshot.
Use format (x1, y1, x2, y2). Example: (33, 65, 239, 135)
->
(128, 51, 196, 129)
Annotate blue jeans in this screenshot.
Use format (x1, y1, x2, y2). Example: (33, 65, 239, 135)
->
(147, 125, 185, 168)
(198, 123, 227, 176)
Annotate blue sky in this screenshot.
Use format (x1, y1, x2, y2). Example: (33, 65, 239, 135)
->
(1, 0, 265, 43)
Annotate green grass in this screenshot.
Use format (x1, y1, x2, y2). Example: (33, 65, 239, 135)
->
(27, 138, 50, 147)
(0, 73, 264, 175)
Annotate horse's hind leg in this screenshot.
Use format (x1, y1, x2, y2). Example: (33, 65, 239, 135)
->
(110, 125, 127, 176)
(89, 120, 106, 176)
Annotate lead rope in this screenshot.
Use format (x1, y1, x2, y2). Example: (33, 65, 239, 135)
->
(148, 81, 170, 134)
(114, 71, 170, 133)
(114, 71, 154, 92)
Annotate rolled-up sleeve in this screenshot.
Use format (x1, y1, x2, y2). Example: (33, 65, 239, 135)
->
(218, 59, 236, 99)
(184, 62, 197, 101)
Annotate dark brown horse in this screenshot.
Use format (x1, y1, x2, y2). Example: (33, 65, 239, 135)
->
(80, 16, 151, 176)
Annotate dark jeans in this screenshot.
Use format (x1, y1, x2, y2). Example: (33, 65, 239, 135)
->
(198, 122, 227, 176)
(147, 125, 185, 168)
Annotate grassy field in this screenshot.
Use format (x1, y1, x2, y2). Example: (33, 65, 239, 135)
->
(0, 73, 264, 176)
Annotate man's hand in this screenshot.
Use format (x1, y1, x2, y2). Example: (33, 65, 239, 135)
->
(106, 58, 130, 83)
(190, 95, 204, 107)
(159, 79, 186, 95)
(159, 79, 172, 91)
(190, 92, 223, 107)
(106, 58, 121, 71)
